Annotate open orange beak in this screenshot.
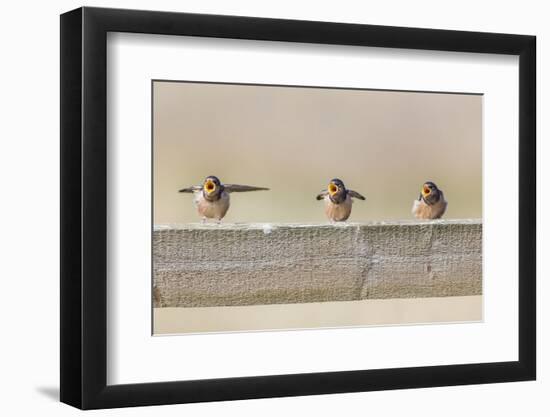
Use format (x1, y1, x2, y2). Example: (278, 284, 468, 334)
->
(328, 183, 338, 196)
(204, 180, 216, 195)
(422, 185, 431, 197)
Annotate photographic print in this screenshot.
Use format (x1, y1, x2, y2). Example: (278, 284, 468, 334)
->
(61, 8, 536, 407)
(152, 80, 482, 335)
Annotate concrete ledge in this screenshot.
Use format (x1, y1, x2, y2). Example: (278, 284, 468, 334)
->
(153, 220, 482, 308)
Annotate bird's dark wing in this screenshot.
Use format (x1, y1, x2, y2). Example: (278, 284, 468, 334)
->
(316, 190, 328, 200)
(178, 185, 202, 193)
(348, 190, 366, 200)
(223, 184, 269, 193)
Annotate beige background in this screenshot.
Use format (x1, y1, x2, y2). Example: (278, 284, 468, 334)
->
(154, 296, 482, 334)
(153, 81, 482, 224)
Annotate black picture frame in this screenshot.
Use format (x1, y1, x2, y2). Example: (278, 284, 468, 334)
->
(60, 6, 536, 410)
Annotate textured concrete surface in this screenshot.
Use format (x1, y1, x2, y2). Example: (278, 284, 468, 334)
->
(153, 220, 482, 307)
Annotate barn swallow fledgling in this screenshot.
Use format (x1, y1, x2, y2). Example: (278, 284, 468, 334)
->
(411, 181, 447, 219)
(316, 178, 366, 222)
(178, 176, 269, 223)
